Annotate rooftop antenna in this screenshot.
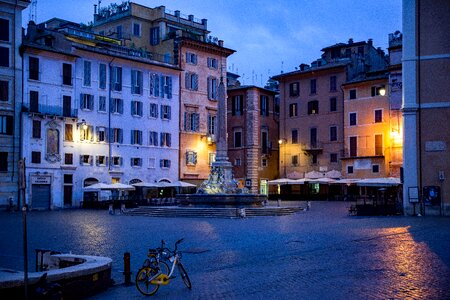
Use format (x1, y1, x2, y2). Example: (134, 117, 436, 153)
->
(281, 61, 284, 74)
(29, 0, 37, 23)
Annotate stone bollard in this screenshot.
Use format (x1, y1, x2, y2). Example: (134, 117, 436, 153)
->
(108, 204, 114, 215)
(123, 252, 131, 285)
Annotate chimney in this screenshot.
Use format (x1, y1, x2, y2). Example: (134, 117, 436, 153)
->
(188, 15, 194, 21)
(94, 4, 97, 15)
(368, 38, 373, 47)
(202, 19, 208, 27)
(348, 38, 353, 44)
(218, 40, 224, 47)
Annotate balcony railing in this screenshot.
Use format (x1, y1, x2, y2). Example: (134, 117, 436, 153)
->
(24, 104, 78, 118)
(342, 147, 384, 158)
(301, 142, 323, 152)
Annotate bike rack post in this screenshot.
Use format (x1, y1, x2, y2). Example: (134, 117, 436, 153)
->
(123, 252, 131, 285)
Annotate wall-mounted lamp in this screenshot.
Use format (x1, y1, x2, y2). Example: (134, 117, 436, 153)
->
(278, 138, 287, 145)
(77, 119, 88, 130)
(379, 86, 386, 96)
(201, 134, 214, 145)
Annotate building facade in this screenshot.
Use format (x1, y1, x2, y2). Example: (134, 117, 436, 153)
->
(274, 39, 388, 180)
(403, 0, 450, 215)
(0, 0, 29, 208)
(21, 21, 180, 209)
(227, 86, 279, 194)
(92, 2, 235, 186)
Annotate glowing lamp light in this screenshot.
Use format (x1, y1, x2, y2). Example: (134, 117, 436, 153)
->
(379, 87, 386, 96)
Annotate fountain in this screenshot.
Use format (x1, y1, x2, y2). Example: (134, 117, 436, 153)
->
(177, 75, 266, 208)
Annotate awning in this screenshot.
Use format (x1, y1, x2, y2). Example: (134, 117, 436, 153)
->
(268, 178, 297, 185)
(132, 182, 160, 188)
(306, 177, 337, 184)
(356, 177, 402, 187)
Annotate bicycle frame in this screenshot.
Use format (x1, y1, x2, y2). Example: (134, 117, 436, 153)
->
(148, 253, 180, 285)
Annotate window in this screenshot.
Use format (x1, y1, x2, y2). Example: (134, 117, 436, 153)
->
(131, 101, 143, 117)
(62, 63, 72, 85)
(310, 79, 317, 94)
(63, 95, 72, 117)
(80, 94, 94, 110)
(232, 95, 243, 115)
(96, 155, 107, 166)
(32, 151, 41, 164)
(30, 91, 39, 113)
(372, 164, 380, 173)
(133, 23, 141, 36)
(291, 155, 298, 166)
(371, 86, 385, 97)
(289, 103, 298, 117)
(274, 97, 280, 114)
(260, 95, 269, 116)
(131, 130, 143, 145)
(374, 109, 382, 123)
(0, 152, 7, 171)
(149, 73, 160, 96)
(149, 131, 158, 146)
(311, 153, 318, 164)
(0, 18, 9, 41)
(330, 153, 338, 163)
(160, 132, 171, 147)
(308, 100, 319, 114)
(330, 76, 337, 92)
(207, 77, 218, 100)
(149, 103, 158, 118)
(207, 114, 216, 136)
(186, 52, 197, 64)
(80, 125, 93, 141)
(207, 57, 218, 69)
(99, 63, 106, 89)
(261, 131, 269, 154)
(161, 75, 172, 99)
(0, 80, 8, 101)
(148, 158, 156, 168)
(29, 57, 39, 80)
(65, 124, 73, 141)
(186, 151, 197, 166)
(375, 134, 383, 156)
(349, 89, 356, 99)
(96, 127, 107, 142)
(111, 98, 123, 114)
(131, 70, 143, 94)
(329, 97, 337, 112)
(347, 165, 354, 174)
(161, 105, 171, 120)
(289, 82, 299, 97)
(184, 112, 199, 132)
(349, 136, 357, 157)
(330, 126, 337, 142)
(185, 72, 198, 91)
(291, 129, 298, 144)
(111, 66, 122, 91)
(310, 127, 318, 147)
(234, 130, 242, 148)
(111, 156, 122, 166)
(160, 159, 171, 168)
(235, 158, 241, 166)
(32, 120, 41, 138)
(349, 113, 357, 126)
(83, 61, 91, 86)
(0, 47, 9, 67)
(358, 46, 364, 56)
(0, 115, 13, 135)
(131, 157, 142, 167)
(64, 153, 73, 165)
(150, 27, 160, 45)
(112, 128, 123, 143)
(261, 158, 268, 167)
(209, 153, 216, 166)
(98, 96, 106, 112)
(116, 25, 122, 39)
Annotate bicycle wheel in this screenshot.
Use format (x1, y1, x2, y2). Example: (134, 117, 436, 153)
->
(158, 261, 170, 275)
(177, 263, 192, 289)
(135, 267, 159, 296)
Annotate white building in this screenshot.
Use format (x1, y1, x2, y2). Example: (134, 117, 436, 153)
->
(0, 0, 29, 208)
(21, 21, 180, 209)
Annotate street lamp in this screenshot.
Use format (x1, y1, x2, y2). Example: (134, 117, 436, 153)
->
(278, 138, 287, 178)
(379, 86, 386, 96)
(77, 119, 88, 130)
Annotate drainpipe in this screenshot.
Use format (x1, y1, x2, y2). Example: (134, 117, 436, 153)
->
(108, 58, 115, 171)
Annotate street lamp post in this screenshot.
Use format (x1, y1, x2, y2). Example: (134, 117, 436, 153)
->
(278, 139, 287, 178)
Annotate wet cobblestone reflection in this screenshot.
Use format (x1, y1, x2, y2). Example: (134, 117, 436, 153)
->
(1, 201, 449, 299)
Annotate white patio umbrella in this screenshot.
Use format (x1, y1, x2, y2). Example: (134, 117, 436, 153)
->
(325, 170, 342, 179)
(167, 181, 197, 188)
(107, 182, 136, 191)
(132, 181, 159, 188)
(305, 170, 325, 179)
(288, 178, 308, 185)
(83, 182, 112, 191)
(268, 178, 295, 185)
(356, 177, 401, 187)
(306, 177, 336, 184)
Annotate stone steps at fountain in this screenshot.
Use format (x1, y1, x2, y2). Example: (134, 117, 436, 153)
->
(123, 206, 304, 218)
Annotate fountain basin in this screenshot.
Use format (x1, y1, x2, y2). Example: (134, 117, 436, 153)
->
(176, 193, 267, 208)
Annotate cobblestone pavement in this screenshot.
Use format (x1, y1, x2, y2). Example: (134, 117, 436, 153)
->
(1, 201, 450, 299)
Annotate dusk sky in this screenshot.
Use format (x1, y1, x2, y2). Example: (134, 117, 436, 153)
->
(23, 0, 402, 86)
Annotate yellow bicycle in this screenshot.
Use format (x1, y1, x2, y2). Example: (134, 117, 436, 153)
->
(136, 239, 192, 296)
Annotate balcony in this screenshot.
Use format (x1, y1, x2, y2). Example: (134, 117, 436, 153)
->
(342, 147, 384, 159)
(24, 104, 78, 118)
(301, 142, 323, 153)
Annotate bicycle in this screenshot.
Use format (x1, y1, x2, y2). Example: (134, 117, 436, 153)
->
(136, 238, 192, 296)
